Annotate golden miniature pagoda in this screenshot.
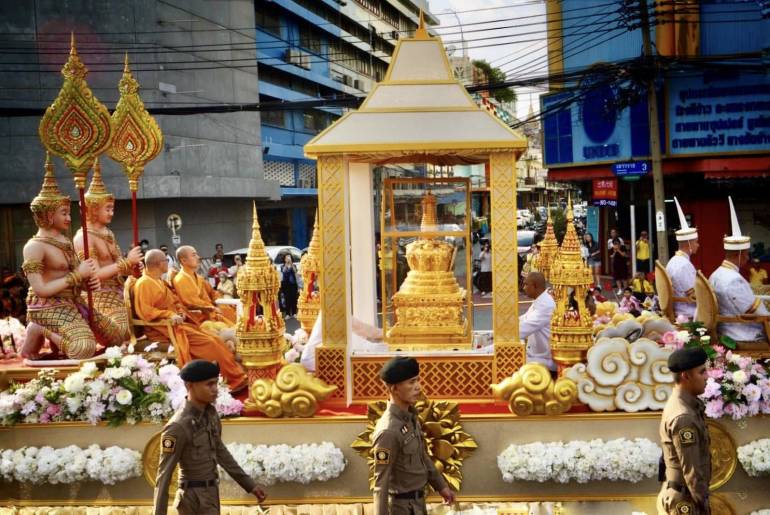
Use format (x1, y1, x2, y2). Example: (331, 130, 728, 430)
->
(297, 210, 321, 333)
(534, 210, 558, 281)
(386, 191, 469, 347)
(549, 196, 595, 370)
(236, 203, 287, 381)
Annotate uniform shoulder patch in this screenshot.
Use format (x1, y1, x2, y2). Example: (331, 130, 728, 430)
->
(161, 435, 177, 454)
(678, 427, 696, 445)
(374, 448, 390, 465)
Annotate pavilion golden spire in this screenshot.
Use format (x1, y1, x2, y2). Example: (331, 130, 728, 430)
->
(414, 9, 429, 40)
(549, 194, 595, 369)
(236, 203, 286, 374)
(38, 33, 112, 189)
(298, 210, 322, 332)
(107, 53, 163, 192)
(420, 191, 438, 232)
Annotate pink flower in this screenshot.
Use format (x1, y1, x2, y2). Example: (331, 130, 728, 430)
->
(732, 404, 748, 420)
(675, 314, 690, 324)
(45, 404, 60, 417)
(661, 331, 679, 348)
(713, 345, 726, 356)
(704, 399, 724, 418)
(723, 403, 735, 417)
(743, 384, 762, 403)
(707, 368, 724, 380)
(703, 379, 721, 399)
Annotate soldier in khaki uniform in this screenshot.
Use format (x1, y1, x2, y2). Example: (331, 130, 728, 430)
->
(372, 356, 456, 515)
(153, 360, 267, 515)
(658, 347, 711, 515)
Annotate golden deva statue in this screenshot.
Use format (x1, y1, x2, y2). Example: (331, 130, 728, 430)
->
(386, 192, 468, 347)
(297, 211, 321, 333)
(21, 155, 124, 360)
(73, 160, 143, 343)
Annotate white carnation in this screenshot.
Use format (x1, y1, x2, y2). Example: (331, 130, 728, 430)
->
(63, 373, 86, 394)
(115, 389, 133, 406)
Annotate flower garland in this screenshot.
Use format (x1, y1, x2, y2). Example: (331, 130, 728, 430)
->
(738, 439, 770, 477)
(0, 444, 141, 485)
(497, 438, 660, 483)
(0, 347, 243, 426)
(223, 442, 346, 485)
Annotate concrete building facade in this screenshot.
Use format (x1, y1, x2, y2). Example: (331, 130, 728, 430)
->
(0, 0, 279, 269)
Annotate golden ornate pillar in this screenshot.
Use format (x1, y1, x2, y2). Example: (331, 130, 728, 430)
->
(489, 151, 525, 380)
(315, 154, 349, 403)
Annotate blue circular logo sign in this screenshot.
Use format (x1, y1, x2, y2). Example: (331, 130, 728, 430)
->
(581, 84, 617, 143)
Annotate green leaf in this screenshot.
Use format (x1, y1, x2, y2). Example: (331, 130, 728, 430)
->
(720, 335, 737, 350)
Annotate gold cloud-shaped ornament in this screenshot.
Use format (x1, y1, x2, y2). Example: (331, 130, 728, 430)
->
(247, 364, 337, 417)
(491, 363, 577, 416)
(351, 398, 477, 491)
(563, 337, 674, 412)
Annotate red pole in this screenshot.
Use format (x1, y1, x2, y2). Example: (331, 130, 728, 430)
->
(78, 187, 94, 326)
(132, 190, 138, 247)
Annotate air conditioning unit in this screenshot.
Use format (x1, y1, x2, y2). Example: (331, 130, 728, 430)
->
(341, 74, 352, 86)
(285, 48, 302, 66)
(353, 79, 362, 90)
(299, 51, 311, 70)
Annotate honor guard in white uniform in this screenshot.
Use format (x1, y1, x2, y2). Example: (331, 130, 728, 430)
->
(666, 197, 699, 321)
(709, 197, 769, 342)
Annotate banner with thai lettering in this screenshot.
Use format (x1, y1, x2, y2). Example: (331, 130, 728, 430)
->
(592, 178, 618, 200)
(667, 73, 770, 156)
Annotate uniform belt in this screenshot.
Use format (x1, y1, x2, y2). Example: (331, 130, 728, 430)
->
(666, 481, 684, 493)
(179, 478, 218, 488)
(393, 489, 424, 500)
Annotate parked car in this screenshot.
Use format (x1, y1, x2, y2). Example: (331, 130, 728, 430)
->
(479, 230, 536, 257)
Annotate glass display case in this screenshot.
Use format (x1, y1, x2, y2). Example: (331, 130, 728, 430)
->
(379, 177, 473, 350)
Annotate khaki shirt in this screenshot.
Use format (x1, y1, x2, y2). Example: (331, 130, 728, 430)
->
(659, 387, 711, 513)
(153, 400, 257, 515)
(372, 402, 448, 515)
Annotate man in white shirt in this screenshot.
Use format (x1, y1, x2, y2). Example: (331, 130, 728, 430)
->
(709, 197, 769, 342)
(666, 197, 698, 321)
(606, 228, 624, 250)
(520, 272, 556, 371)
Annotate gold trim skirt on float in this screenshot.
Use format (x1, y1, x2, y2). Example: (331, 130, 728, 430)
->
(26, 297, 124, 359)
(91, 283, 131, 343)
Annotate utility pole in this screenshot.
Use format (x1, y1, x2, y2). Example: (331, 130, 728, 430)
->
(638, 0, 669, 263)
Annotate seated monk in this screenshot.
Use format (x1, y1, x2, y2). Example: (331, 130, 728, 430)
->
(173, 245, 237, 325)
(74, 161, 143, 343)
(21, 154, 124, 360)
(135, 250, 247, 392)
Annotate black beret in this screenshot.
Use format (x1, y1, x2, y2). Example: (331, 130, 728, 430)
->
(180, 360, 220, 382)
(667, 347, 708, 373)
(380, 356, 419, 384)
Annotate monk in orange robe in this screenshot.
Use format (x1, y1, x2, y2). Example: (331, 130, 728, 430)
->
(173, 245, 237, 325)
(134, 250, 247, 392)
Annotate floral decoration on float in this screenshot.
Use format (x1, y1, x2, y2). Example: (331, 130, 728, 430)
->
(0, 347, 243, 426)
(0, 444, 141, 485)
(738, 439, 770, 477)
(221, 442, 346, 485)
(497, 438, 661, 483)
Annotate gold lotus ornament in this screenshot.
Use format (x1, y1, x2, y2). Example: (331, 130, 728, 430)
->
(107, 54, 163, 192)
(351, 397, 478, 491)
(247, 363, 337, 417)
(38, 34, 112, 188)
(491, 362, 577, 415)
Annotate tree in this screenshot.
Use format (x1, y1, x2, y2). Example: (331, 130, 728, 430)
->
(472, 59, 516, 104)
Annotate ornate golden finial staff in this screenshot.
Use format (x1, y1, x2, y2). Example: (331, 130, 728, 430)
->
(107, 54, 163, 252)
(38, 33, 113, 321)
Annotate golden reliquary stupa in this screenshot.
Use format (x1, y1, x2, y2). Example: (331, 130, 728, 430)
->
(549, 197, 595, 369)
(534, 210, 558, 281)
(236, 203, 287, 380)
(297, 210, 321, 333)
(386, 191, 468, 347)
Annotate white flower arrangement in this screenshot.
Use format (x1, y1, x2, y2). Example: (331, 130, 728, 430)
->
(738, 439, 770, 477)
(0, 348, 243, 426)
(223, 441, 346, 485)
(497, 438, 661, 484)
(0, 444, 141, 485)
(751, 511, 770, 515)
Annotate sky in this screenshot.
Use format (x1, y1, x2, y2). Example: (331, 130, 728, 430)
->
(428, 0, 549, 120)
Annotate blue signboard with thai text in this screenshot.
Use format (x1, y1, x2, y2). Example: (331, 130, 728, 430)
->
(612, 161, 650, 176)
(667, 73, 770, 156)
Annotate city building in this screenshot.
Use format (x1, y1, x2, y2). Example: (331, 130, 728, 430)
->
(542, 0, 770, 275)
(255, 0, 437, 248)
(0, 0, 282, 268)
